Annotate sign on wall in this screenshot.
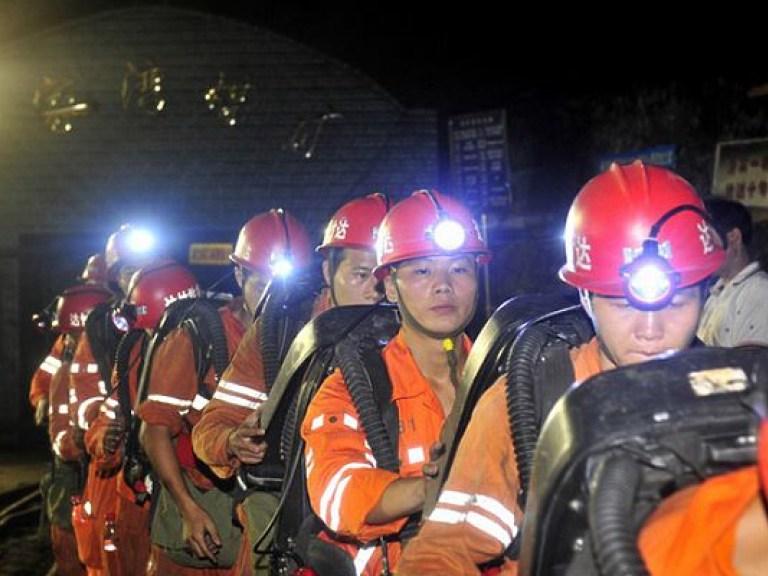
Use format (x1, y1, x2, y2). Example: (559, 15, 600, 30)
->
(713, 138, 768, 208)
(597, 145, 677, 172)
(188, 243, 233, 266)
(449, 109, 511, 212)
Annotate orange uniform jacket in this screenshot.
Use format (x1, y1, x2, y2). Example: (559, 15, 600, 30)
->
(30, 334, 66, 409)
(397, 338, 602, 575)
(192, 291, 330, 479)
(137, 301, 247, 576)
(84, 336, 150, 576)
(138, 301, 246, 488)
(71, 335, 110, 433)
(48, 336, 83, 463)
(191, 316, 267, 479)
(301, 330, 471, 576)
(638, 465, 761, 576)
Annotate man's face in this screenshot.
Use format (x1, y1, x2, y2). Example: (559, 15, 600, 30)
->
(237, 267, 270, 316)
(326, 248, 380, 306)
(117, 263, 141, 296)
(384, 255, 478, 336)
(588, 285, 703, 371)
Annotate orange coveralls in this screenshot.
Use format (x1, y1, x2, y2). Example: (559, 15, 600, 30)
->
(191, 317, 267, 479)
(396, 338, 602, 575)
(137, 302, 250, 576)
(30, 334, 66, 410)
(638, 465, 762, 576)
(70, 332, 116, 575)
(301, 330, 471, 576)
(84, 336, 150, 575)
(192, 293, 329, 478)
(47, 335, 86, 576)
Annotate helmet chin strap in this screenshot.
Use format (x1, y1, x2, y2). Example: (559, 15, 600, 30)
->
(580, 289, 622, 369)
(390, 267, 477, 341)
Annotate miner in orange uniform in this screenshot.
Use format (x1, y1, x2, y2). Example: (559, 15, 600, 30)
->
(138, 211, 305, 575)
(397, 162, 727, 575)
(301, 190, 490, 576)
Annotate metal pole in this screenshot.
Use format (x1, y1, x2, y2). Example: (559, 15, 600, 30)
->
(480, 212, 492, 319)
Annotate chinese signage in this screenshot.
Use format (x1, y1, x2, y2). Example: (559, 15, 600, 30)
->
(188, 243, 233, 265)
(449, 110, 511, 211)
(597, 145, 677, 172)
(713, 138, 768, 208)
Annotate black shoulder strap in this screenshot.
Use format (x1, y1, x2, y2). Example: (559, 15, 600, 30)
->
(359, 346, 422, 542)
(181, 301, 229, 401)
(360, 347, 399, 460)
(84, 302, 119, 390)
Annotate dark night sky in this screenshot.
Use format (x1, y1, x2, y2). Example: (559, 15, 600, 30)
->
(2, 1, 765, 114)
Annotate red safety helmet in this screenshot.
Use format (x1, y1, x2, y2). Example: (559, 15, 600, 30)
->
(53, 284, 113, 334)
(559, 161, 725, 300)
(79, 253, 108, 285)
(104, 223, 157, 279)
(125, 260, 199, 330)
(230, 209, 312, 275)
(316, 193, 391, 255)
(373, 190, 490, 280)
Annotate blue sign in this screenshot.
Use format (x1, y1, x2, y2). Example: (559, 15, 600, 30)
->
(598, 145, 677, 172)
(449, 110, 511, 211)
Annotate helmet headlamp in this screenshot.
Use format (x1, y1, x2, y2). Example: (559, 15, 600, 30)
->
(126, 229, 156, 255)
(432, 218, 466, 251)
(270, 258, 294, 278)
(621, 240, 679, 311)
(112, 305, 136, 333)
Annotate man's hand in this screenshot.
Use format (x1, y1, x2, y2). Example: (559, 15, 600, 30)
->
(422, 441, 445, 479)
(181, 502, 222, 562)
(34, 398, 49, 427)
(102, 415, 125, 455)
(226, 406, 267, 465)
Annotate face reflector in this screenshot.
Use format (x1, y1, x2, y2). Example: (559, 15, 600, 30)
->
(433, 219, 466, 251)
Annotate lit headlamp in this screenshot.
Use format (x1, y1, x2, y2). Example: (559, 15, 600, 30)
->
(432, 218, 466, 251)
(423, 190, 467, 252)
(620, 239, 680, 311)
(617, 203, 719, 310)
(111, 304, 136, 333)
(270, 258, 294, 278)
(126, 229, 156, 255)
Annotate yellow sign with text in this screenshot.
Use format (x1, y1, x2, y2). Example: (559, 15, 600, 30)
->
(188, 243, 233, 266)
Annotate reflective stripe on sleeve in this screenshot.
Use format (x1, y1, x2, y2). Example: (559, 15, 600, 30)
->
(210, 391, 262, 410)
(77, 397, 103, 430)
(146, 394, 192, 408)
(430, 489, 518, 547)
(318, 462, 371, 530)
(211, 380, 267, 409)
(217, 380, 267, 401)
(40, 356, 62, 375)
(52, 431, 67, 458)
